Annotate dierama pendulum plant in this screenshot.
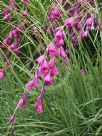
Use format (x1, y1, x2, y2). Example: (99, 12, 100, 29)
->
(0, 0, 100, 134)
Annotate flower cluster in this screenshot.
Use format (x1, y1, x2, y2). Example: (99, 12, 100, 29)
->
(48, 3, 62, 22)
(66, 0, 95, 44)
(1, 25, 22, 54)
(0, 0, 28, 81)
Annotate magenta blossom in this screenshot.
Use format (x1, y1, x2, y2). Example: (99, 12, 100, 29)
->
(44, 74, 54, 85)
(36, 55, 46, 65)
(0, 69, 4, 80)
(17, 91, 28, 110)
(71, 34, 79, 45)
(81, 30, 89, 39)
(2, 9, 12, 21)
(34, 97, 43, 113)
(48, 58, 58, 76)
(47, 43, 57, 57)
(9, 112, 16, 125)
(48, 4, 62, 22)
(57, 47, 67, 58)
(21, 0, 30, 4)
(41, 60, 49, 76)
(9, 0, 15, 8)
(33, 72, 39, 88)
(64, 17, 75, 28)
(34, 87, 46, 113)
(54, 30, 64, 47)
(86, 17, 94, 26)
(80, 68, 85, 76)
(26, 80, 35, 90)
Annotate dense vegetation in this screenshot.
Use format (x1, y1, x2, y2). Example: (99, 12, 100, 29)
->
(0, 0, 102, 135)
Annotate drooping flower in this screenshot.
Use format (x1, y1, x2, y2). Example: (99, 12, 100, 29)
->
(48, 58, 58, 76)
(36, 55, 46, 65)
(54, 30, 64, 47)
(21, 0, 30, 4)
(17, 91, 28, 110)
(9, 0, 15, 8)
(26, 80, 34, 90)
(81, 30, 89, 39)
(86, 17, 94, 26)
(44, 74, 54, 85)
(57, 47, 67, 58)
(22, 9, 28, 16)
(33, 72, 39, 88)
(48, 4, 62, 22)
(62, 0, 67, 5)
(0, 69, 4, 80)
(80, 68, 85, 76)
(2, 9, 12, 21)
(71, 34, 79, 45)
(47, 43, 57, 57)
(8, 112, 16, 125)
(34, 97, 43, 113)
(41, 60, 49, 76)
(64, 17, 75, 28)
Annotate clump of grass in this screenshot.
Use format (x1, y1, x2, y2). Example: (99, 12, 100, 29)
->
(0, 0, 102, 135)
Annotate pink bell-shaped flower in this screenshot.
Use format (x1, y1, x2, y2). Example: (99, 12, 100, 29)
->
(0, 69, 4, 80)
(54, 30, 64, 47)
(44, 74, 54, 85)
(41, 60, 49, 76)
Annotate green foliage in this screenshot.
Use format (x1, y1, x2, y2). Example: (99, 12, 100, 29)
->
(0, 0, 102, 136)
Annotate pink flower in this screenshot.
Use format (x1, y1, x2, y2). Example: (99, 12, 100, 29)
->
(10, 43, 17, 50)
(47, 43, 57, 57)
(36, 55, 45, 64)
(9, 0, 15, 8)
(36, 104, 43, 113)
(80, 68, 85, 76)
(2, 9, 12, 21)
(41, 60, 49, 76)
(22, 9, 28, 16)
(48, 58, 58, 76)
(34, 97, 43, 113)
(21, 0, 30, 4)
(0, 69, 4, 80)
(71, 34, 79, 45)
(44, 74, 54, 85)
(62, 0, 67, 5)
(26, 80, 34, 90)
(81, 30, 89, 39)
(57, 47, 67, 58)
(13, 48, 19, 54)
(33, 72, 39, 88)
(86, 17, 93, 26)
(17, 98, 26, 109)
(9, 113, 16, 125)
(5, 59, 10, 69)
(17, 91, 28, 110)
(48, 4, 62, 22)
(64, 17, 75, 28)
(54, 30, 64, 47)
